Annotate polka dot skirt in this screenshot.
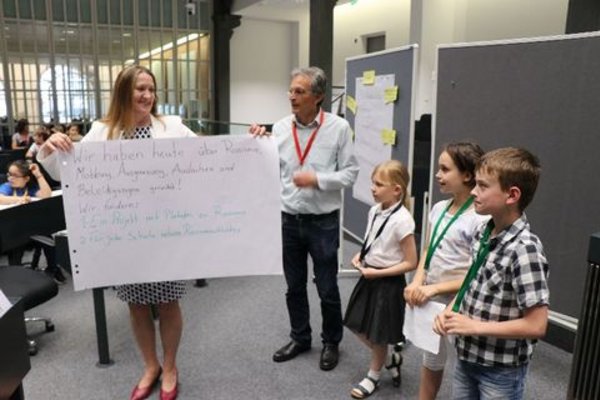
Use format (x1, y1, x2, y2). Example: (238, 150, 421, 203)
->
(117, 281, 186, 305)
(115, 124, 187, 304)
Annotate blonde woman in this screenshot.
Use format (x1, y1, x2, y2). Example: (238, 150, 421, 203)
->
(38, 65, 194, 400)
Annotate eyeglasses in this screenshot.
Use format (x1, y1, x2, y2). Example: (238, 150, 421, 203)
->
(6, 172, 25, 179)
(287, 88, 311, 97)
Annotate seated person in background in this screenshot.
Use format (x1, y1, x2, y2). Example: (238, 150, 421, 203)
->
(26, 126, 50, 159)
(0, 160, 51, 205)
(24, 126, 66, 280)
(50, 124, 65, 135)
(29, 235, 67, 284)
(66, 123, 83, 142)
(12, 118, 32, 150)
(0, 160, 59, 277)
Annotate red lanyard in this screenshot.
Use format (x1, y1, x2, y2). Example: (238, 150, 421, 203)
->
(292, 109, 325, 166)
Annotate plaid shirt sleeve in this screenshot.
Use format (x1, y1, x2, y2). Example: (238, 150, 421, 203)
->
(513, 239, 550, 310)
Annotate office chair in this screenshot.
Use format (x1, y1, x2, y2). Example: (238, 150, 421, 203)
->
(0, 266, 58, 355)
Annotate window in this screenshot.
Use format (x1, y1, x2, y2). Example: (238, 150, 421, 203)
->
(0, 81, 6, 117)
(40, 65, 92, 122)
(0, 0, 210, 131)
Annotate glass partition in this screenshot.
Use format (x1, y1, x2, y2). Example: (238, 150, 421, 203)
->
(0, 0, 210, 144)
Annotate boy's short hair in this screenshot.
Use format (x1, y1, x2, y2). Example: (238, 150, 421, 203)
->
(477, 147, 541, 211)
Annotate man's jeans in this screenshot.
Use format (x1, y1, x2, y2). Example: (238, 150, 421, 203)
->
(281, 211, 343, 347)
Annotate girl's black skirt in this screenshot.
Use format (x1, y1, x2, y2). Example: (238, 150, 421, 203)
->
(344, 273, 406, 345)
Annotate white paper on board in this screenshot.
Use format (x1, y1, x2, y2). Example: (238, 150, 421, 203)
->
(352, 74, 395, 205)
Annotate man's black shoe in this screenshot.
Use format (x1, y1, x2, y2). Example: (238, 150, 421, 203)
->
(194, 279, 208, 288)
(319, 344, 339, 371)
(45, 268, 66, 285)
(272, 341, 310, 362)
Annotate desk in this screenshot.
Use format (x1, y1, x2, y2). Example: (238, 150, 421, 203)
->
(0, 194, 65, 252)
(0, 299, 30, 400)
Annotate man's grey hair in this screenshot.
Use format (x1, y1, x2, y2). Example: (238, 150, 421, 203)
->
(291, 66, 327, 97)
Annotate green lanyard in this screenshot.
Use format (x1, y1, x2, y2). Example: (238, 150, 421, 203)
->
(451, 222, 494, 313)
(424, 196, 474, 270)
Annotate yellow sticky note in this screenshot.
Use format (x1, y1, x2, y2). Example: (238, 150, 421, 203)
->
(346, 95, 357, 115)
(362, 70, 376, 85)
(384, 86, 399, 104)
(381, 129, 397, 145)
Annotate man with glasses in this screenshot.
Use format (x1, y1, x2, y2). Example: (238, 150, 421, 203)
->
(250, 66, 358, 371)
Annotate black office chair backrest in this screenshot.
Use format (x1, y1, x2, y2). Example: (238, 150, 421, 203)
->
(0, 266, 58, 310)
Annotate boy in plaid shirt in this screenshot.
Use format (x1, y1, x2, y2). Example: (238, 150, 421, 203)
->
(434, 147, 549, 400)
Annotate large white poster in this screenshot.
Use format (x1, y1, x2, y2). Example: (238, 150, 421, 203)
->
(59, 136, 282, 291)
(352, 74, 395, 205)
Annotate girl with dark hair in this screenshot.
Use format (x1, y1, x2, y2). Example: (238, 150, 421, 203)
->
(0, 160, 50, 204)
(404, 142, 487, 400)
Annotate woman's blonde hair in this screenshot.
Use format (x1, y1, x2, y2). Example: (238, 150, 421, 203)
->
(372, 160, 410, 208)
(103, 65, 159, 140)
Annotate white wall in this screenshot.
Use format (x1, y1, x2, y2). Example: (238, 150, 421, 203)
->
(412, 0, 470, 117)
(231, 2, 309, 124)
(332, 0, 412, 87)
(412, 0, 569, 117)
(230, 17, 294, 124)
(230, 0, 569, 122)
(463, 0, 569, 42)
(233, 3, 309, 67)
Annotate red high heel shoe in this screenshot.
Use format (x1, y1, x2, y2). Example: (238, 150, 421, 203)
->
(159, 372, 178, 400)
(130, 368, 162, 400)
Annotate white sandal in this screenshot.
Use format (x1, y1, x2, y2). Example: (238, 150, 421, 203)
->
(350, 376, 380, 399)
